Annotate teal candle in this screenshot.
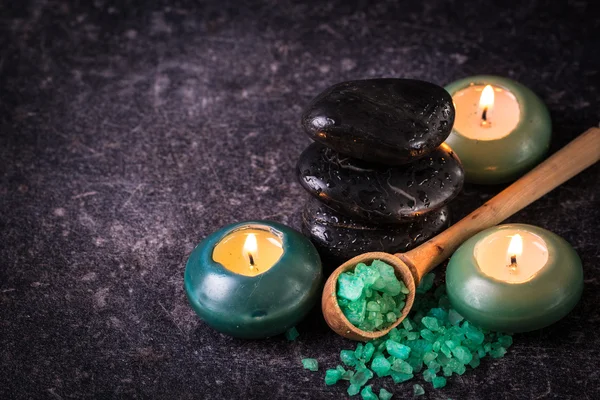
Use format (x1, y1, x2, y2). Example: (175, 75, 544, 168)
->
(445, 75, 551, 184)
(184, 220, 322, 339)
(446, 224, 583, 332)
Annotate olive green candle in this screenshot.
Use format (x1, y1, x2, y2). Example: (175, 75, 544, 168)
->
(184, 220, 322, 339)
(446, 224, 583, 332)
(445, 75, 552, 184)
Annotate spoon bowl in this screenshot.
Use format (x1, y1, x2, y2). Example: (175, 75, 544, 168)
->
(321, 252, 416, 341)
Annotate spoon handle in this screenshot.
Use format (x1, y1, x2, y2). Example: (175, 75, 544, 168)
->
(396, 126, 600, 283)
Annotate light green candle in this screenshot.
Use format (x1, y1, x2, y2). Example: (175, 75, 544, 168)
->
(446, 224, 583, 332)
(445, 75, 551, 184)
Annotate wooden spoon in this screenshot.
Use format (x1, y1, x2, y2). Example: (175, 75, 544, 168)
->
(322, 127, 600, 341)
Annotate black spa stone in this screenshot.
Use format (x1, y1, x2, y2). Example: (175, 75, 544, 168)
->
(297, 142, 464, 223)
(302, 198, 451, 268)
(301, 79, 455, 165)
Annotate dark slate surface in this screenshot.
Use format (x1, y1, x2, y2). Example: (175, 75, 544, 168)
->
(0, 1, 598, 399)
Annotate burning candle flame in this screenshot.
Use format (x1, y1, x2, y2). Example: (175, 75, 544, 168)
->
(507, 234, 523, 258)
(479, 85, 495, 127)
(244, 233, 258, 268)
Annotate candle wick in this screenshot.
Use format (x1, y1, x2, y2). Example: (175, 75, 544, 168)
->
(508, 255, 518, 272)
(248, 253, 255, 267)
(480, 107, 491, 127)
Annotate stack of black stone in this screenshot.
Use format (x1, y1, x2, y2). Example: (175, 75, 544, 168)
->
(296, 79, 465, 269)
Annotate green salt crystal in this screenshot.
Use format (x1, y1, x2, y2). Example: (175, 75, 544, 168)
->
(416, 273, 435, 294)
(372, 277, 386, 290)
(355, 263, 380, 287)
(420, 328, 437, 342)
(444, 340, 457, 350)
(342, 370, 355, 381)
(451, 333, 464, 345)
(407, 331, 420, 341)
(423, 368, 436, 382)
(367, 301, 381, 312)
(465, 329, 485, 345)
(388, 328, 402, 342)
(391, 359, 413, 374)
(402, 318, 414, 330)
(390, 371, 413, 383)
(498, 335, 513, 348)
(447, 358, 466, 375)
(301, 358, 318, 371)
(446, 358, 460, 372)
(373, 259, 395, 279)
(448, 309, 464, 325)
(386, 312, 397, 323)
(371, 354, 392, 377)
(383, 279, 402, 296)
(476, 347, 486, 358)
(341, 349, 358, 366)
(432, 376, 447, 389)
(426, 360, 441, 373)
(423, 351, 437, 364)
(484, 343, 492, 353)
(469, 354, 481, 369)
(385, 340, 411, 360)
(409, 339, 432, 356)
(325, 369, 342, 385)
(338, 272, 365, 301)
(490, 346, 507, 359)
(382, 293, 396, 310)
(345, 298, 367, 326)
(362, 343, 375, 363)
(407, 357, 424, 373)
(378, 388, 393, 400)
(355, 343, 364, 360)
(441, 344, 453, 359)
(447, 325, 462, 337)
(442, 366, 453, 377)
(285, 327, 299, 341)
(452, 346, 472, 365)
(413, 383, 425, 396)
(399, 279, 410, 294)
(361, 385, 378, 400)
(429, 308, 448, 321)
(350, 366, 374, 387)
(436, 353, 450, 366)
(432, 341, 441, 352)
(348, 384, 361, 396)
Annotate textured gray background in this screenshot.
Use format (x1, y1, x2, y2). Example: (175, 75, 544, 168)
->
(1, 0, 599, 399)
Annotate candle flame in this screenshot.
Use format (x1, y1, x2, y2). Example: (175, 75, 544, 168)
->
(507, 234, 523, 257)
(479, 85, 495, 127)
(244, 233, 258, 267)
(479, 85, 495, 109)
